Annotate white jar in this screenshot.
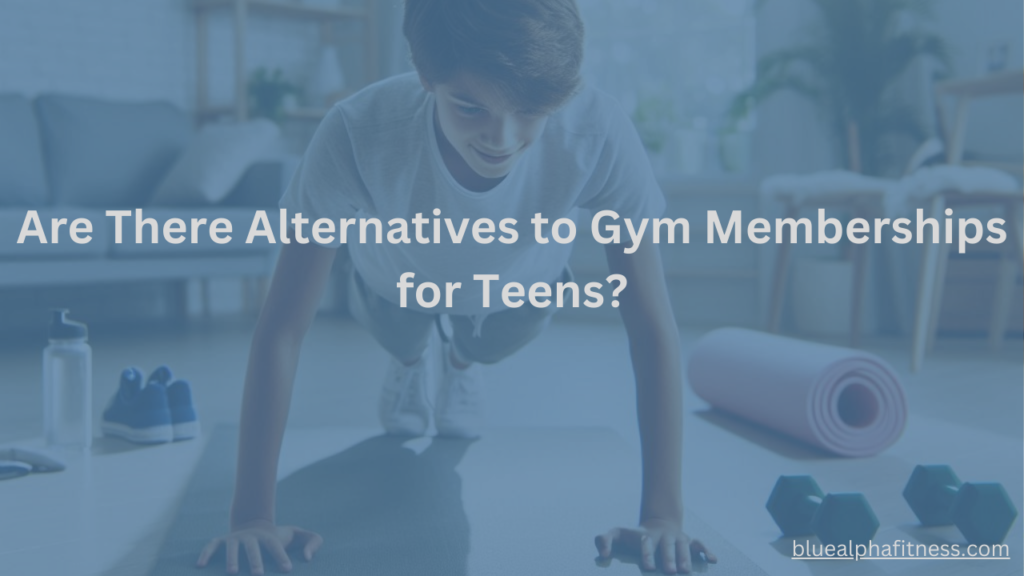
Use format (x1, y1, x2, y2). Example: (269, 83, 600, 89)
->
(43, 309, 92, 451)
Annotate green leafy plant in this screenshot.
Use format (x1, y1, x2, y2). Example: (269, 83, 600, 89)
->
(728, 0, 950, 175)
(248, 67, 300, 123)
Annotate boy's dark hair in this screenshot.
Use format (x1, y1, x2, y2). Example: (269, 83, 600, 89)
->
(404, 0, 584, 113)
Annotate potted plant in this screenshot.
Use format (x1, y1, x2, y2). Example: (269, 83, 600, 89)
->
(248, 67, 300, 124)
(728, 0, 950, 175)
(633, 96, 709, 175)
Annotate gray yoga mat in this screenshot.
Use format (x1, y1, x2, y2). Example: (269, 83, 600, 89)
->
(151, 426, 766, 575)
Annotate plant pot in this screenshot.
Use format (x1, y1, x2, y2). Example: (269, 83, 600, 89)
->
(719, 131, 751, 173)
(792, 257, 853, 336)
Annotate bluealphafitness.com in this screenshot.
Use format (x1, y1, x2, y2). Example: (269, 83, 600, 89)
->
(792, 540, 1011, 561)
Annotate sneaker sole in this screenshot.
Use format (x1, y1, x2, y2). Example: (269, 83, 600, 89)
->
(379, 391, 431, 437)
(102, 421, 173, 444)
(172, 420, 200, 441)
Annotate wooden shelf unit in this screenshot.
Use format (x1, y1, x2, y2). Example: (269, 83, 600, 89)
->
(196, 104, 335, 121)
(192, 0, 376, 123)
(193, 0, 365, 20)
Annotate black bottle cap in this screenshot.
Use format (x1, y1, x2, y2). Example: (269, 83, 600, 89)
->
(49, 309, 88, 341)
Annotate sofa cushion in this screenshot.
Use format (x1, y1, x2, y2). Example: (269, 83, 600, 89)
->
(35, 95, 191, 207)
(0, 208, 110, 259)
(0, 94, 49, 206)
(150, 119, 281, 206)
(108, 208, 275, 257)
(221, 158, 297, 208)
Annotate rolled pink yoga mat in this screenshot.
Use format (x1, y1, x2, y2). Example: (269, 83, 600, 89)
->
(688, 328, 907, 457)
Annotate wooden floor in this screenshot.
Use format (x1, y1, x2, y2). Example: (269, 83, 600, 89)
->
(0, 317, 1020, 575)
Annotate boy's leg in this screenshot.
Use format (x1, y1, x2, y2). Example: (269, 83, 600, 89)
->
(447, 268, 571, 365)
(348, 269, 435, 364)
(448, 305, 557, 365)
(433, 269, 571, 438)
(349, 269, 439, 436)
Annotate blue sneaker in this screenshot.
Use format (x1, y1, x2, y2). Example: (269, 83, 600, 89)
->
(147, 365, 173, 387)
(165, 379, 200, 441)
(101, 368, 173, 444)
(146, 366, 200, 441)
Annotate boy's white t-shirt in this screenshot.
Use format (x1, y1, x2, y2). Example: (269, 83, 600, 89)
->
(280, 72, 664, 315)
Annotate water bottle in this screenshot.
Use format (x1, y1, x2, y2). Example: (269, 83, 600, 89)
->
(43, 309, 92, 450)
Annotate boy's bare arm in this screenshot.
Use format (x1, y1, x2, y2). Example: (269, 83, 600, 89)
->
(597, 241, 716, 574)
(197, 240, 337, 574)
(233, 241, 337, 524)
(606, 241, 683, 522)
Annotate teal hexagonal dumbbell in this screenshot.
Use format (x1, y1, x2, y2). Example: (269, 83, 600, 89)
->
(903, 465, 1019, 545)
(766, 475, 880, 546)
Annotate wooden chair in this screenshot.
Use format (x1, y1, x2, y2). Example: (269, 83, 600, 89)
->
(763, 158, 933, 347)
(910, 69, 1024, 372)
(765, 183, 890, 348)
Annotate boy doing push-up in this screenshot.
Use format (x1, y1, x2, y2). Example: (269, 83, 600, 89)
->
(198, 0, 717, 573)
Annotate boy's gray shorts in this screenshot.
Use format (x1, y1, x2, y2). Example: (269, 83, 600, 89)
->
(348, 268, 570, 365)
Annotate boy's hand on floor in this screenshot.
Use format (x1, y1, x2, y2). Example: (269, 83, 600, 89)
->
(595, 518, 717, 574)
(196, 519, 323, 575)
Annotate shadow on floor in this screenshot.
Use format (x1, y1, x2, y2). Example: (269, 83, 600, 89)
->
(148, 429, 474, 575)
(276, 435, 474, 575)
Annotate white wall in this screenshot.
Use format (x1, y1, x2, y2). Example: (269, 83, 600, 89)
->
(0, 0, 388, 111)
(0, 0, 194, 106)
